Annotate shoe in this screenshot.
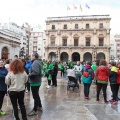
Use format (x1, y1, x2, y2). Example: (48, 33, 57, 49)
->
(26, 90, 28, 93)
(0, 110, 6, 115)
(112, 101, 118, 105)
(37, 107, 43, 112)
(96, 99, 100, 102)
(85, 97, 90, 100)
(104, 101, 109, 104)
(46, 85, 50, 89)
(109, 99, 114, 103)
(28, 110, 38, 116)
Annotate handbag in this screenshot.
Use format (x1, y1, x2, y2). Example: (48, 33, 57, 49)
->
(48, 74, 52, 81)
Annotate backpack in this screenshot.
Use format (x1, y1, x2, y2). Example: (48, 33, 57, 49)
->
(83, 69, 89, 77)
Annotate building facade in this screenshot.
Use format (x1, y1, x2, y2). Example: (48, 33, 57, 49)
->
(45, 15, 111, 62)
(110, 34, 120, 61)
(0, 29, 21, 59)
(29, 28, 45, 59)
(0, 22, 27, 57)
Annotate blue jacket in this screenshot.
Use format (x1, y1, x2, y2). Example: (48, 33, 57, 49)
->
(82, 64, 94, 84)
(25, 61, 32, 70)
(0, 67, 8, 91)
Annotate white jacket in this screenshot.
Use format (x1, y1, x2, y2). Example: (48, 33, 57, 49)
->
(67, 69, 76, 78)
(5, 71, 28, 92)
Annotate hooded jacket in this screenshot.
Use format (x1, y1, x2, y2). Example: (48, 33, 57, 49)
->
(96, 66, 109, 82)
(109, 66, 118, 84)
(117, 68, 120, 84)
(82, 64, 94, 84)
(0, 67, 8, 91)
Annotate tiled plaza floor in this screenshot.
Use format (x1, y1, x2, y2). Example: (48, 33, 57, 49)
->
(1, 73, 120, 120)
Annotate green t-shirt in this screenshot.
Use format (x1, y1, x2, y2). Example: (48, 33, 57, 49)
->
(30, 82, 41, 86)
(97, 80, 108, 84)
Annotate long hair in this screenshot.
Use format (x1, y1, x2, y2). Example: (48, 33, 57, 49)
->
(10, 59, 24, 74)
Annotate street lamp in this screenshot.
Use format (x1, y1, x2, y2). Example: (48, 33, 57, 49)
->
(19, 47, 25, 59)
(92, 45, 97, 61)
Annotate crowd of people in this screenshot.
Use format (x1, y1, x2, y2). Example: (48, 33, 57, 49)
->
(0, 53, 120, 120)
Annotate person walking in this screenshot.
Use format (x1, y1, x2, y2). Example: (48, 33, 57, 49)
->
(96, 59, 109, 104)
(52, 62, 58, 87)
(28, 53, 43, 116)
(5, 59, 28, 120)
(82, 61, 94, 100)
(109, 61, 118, 104)
(0, 59, 8, 115)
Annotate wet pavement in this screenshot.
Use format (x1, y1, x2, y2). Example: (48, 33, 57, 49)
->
(1, 72, 120, 120)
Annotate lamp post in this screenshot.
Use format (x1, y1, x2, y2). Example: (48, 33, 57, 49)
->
(92, 45, 97, 62)
(19, 47, 25, 59)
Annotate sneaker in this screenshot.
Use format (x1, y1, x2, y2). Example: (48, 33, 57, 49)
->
(0, 110, 6, 115)
(112, 101, 118, 105)
(104, 101, 109, 104)
(109, 99, 114, 103)
(96, 99, 100, 102)
(28, 110, 38, 116)
(37, 107, 43, 112)
(26, 90, 28, 93)
(46, 85, 50, 89)
(85, 97, 90, 100)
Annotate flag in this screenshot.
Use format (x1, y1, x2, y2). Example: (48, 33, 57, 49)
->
(80, 5, 82, 12)
(86, 4, 90, 9)
(67, 6, 71, 10)
(73, 4, 77, 9)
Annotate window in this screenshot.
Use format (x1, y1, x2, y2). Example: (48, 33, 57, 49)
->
(51, 39, 55, 46)
(86, 38, 90, 46)
(74, 39, 78, 46)
(86, 24, 89, 29)
(33, 47, 37, 52)
(52, 25, 55, 30)
(64, 24, 67, 29)
(75, 24, 78, 29)
(62, 39, 67, 46)
(99, 38, 104, 46)
(99, 23, 103, 28)
(34, 37, 38, 40)
(33, 41, 37, 46)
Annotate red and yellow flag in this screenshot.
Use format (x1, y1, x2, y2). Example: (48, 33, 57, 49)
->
(67, 6, 71, 10)
(73, 4, 77, 9)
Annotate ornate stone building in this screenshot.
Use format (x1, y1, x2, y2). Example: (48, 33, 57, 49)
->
(0, 29, 21, 59)
(45, 15, 111, 62)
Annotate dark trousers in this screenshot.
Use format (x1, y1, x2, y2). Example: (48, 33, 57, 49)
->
(25, 80, 30, 91)
(9, 90, 27, 120)
(52, 75, 57, 86)
(31, 86, 42, 111)
(110, 84, 117, 101)
(83, 83, 91, 97)
(61, 70, 64, 77)
(116, 84, 120, 97)
(97, 83, 107, 101)
(0, 91, 6, 110)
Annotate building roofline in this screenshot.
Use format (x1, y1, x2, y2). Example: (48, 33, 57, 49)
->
(47, 15, 110, 19)
(46, 15, 111, 22)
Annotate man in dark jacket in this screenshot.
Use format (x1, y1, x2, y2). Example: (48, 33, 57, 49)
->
(28, 53, 43, 116)
(0, 59, 8, 115)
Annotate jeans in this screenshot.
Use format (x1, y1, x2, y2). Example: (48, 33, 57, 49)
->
(9, 90, 27, 120)
(97, 83, 107, 101)
(83, 83, 91, 97)
(110, 84, 117, 101)
(0, 91, 6, 110)
(31, 86, 42, 111)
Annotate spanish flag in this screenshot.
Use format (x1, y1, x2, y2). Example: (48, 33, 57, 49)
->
(67, 6, 71, 10)
(73, 4, 77, 9)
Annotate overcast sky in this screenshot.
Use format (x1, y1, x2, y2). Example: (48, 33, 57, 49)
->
(0, 0, 119, 34)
